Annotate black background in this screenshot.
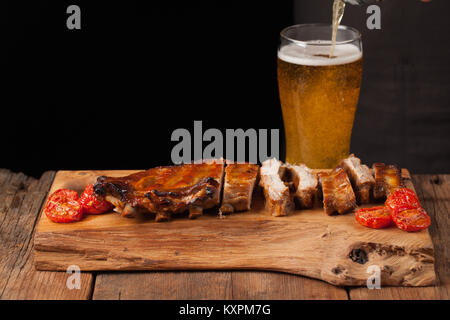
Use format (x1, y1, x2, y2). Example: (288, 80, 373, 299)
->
(0, 300, 444, 317)
(2, 0, 449, 178)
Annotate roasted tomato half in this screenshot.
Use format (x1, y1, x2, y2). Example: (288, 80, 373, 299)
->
(385, 188, 421, 213)
(392, 208, 431, 232)
(44, 189, 83, 223)
(79, 184, 113, 214)
(355, 206, 393, 229)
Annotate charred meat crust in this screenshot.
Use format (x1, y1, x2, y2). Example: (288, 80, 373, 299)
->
(94, 177, 129, 202)
(93, 162, 224, 220)
(145, 178, 220, 212)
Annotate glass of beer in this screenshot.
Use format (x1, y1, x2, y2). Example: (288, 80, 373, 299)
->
(277, 24, 362, 168)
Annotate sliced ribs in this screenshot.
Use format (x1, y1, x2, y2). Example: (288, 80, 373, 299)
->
(259, 158, 294, 217)
(318, 166, 357, 215)
(372, 163, 403, 201)
(219, 163, 259, 214)
(286, 163, 318, 209)
(340, 154, 375, 204)
(93, 159, 225, 221)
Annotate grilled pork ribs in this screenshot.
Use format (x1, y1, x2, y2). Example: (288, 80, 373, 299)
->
(372, 163, 403, 201)
(93, 156, 402, 221)
(259, 158, 295, 217)
(94, 160, 225, 221)
(219, 163, 259, 215)
(318, 166, 357, 215)
(340, 154, 375, 204)
(286, 163, 318, 209)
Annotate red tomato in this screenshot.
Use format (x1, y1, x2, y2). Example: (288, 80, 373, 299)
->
(355, 206, 393, 229)
(392, 208, 431, 232)
(79, 184, 113, 214)
(44, 189, 83, 223)
(47, 188, 79, 203)
(385, 188, 421, 213)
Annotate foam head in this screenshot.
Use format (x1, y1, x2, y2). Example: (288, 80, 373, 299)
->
(278, 41, 362, 66)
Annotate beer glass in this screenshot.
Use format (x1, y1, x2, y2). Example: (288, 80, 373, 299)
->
(277, 24, 362, 168)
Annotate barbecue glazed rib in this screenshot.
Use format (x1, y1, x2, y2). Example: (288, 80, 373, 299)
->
(219, 163, 259, 215)
(318, 166, 357, 215)
(340, 154, 375, 204)
(259, 158, 294, 217)
(93, 159, 224, 221)
(372, 163, 403, 201)
(286, 163, 318, 209)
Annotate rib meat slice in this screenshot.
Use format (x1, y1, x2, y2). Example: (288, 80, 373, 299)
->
(219, 163, 259, 215)
(259, 158, 294, 217)
(372, 163, 403, 201)
(340, 154, 375, 204)
(93, 159, 225, 221)
(318, 166, 357, 215)
(286, 163, 318, 209)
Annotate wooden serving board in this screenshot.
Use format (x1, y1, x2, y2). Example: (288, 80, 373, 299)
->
(34, 170, 436, 287)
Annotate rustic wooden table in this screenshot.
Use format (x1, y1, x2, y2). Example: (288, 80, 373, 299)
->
(0, 169, 448, 300)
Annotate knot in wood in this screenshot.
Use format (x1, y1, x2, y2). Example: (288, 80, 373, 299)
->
(349, 248, 368, 264)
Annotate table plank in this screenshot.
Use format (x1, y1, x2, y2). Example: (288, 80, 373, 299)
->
(0, 170, 93, 300)
(229, 272, 347, 300)
(349, 174, 449, 300)
(93, 271, 348, 300)
(93, 272, 233, 300)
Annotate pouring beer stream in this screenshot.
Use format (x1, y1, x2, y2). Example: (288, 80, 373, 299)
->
(330, 0, 346, 58)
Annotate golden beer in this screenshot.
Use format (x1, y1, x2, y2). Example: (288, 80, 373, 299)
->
(278, 24, 362, 168)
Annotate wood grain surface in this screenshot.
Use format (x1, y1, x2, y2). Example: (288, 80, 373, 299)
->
(0, 170, 92, 300)
(1, 169, 448, 299)
(34, 169, 435, 287)
(349, 175, 449, 300)
(93, 271, 348, 300)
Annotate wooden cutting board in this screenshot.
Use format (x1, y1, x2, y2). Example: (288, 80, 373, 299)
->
(34, 169, 436, 287)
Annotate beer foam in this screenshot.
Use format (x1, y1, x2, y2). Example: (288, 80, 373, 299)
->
(278, 42, 362, 66)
